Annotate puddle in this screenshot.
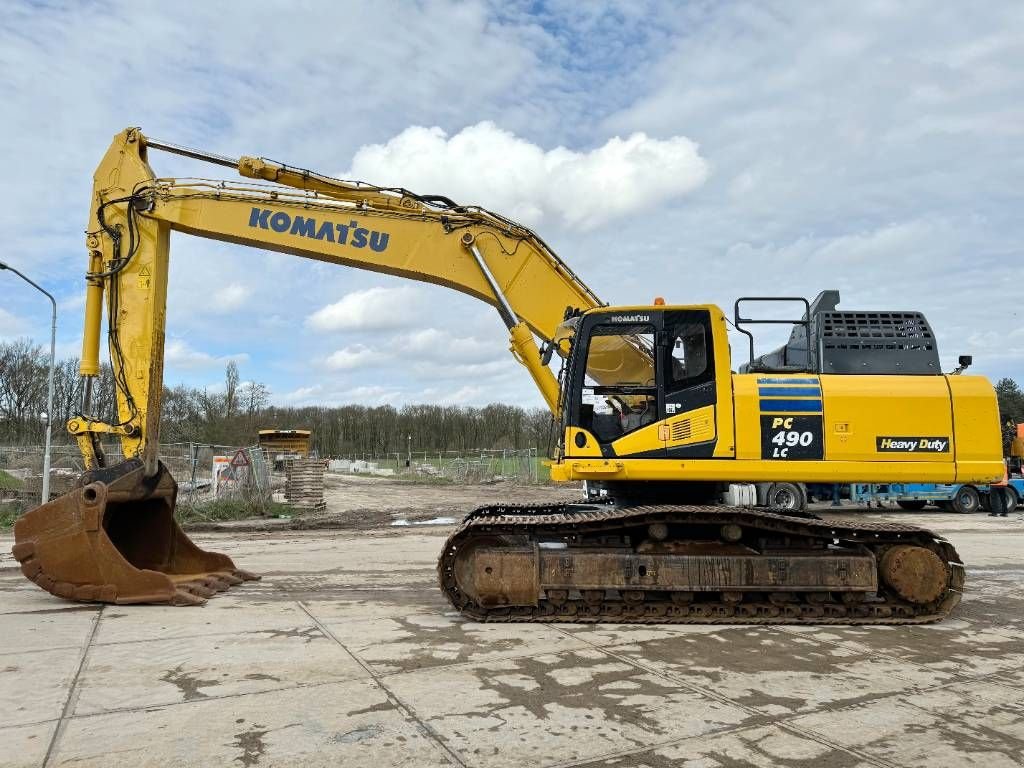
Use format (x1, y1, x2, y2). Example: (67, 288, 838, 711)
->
(391, 517, 457, 526)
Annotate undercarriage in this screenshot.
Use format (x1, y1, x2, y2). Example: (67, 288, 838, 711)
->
(438, 503, 964, 624)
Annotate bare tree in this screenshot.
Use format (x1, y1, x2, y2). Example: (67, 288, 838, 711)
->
(224, 361, 240, 419)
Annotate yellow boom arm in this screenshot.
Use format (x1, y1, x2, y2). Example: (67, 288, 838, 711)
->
(74, 128, 645, 471)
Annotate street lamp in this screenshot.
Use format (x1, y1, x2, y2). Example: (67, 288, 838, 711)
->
(0, 261, 57, 505)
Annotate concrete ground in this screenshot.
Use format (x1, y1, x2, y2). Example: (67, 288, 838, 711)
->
(2, 506, 1023, 767)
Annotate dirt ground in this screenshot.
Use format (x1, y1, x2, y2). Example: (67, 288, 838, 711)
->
(2, 484, 1024, 767)
(323, 473, 580, 518)
(195, 473, 583, 531)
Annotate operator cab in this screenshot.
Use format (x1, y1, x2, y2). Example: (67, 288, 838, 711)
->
(561, 305, 721, 459)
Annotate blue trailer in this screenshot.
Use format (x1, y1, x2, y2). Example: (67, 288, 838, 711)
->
(851, 480, 1021, 514)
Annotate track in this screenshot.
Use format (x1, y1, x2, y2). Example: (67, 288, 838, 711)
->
(438, 503, 965, 625)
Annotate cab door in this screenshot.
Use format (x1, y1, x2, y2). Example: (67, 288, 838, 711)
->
(661, 309, 718, 457)
(564, 315, 661, 458)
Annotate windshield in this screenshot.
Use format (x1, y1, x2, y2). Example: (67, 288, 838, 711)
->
(580, 323, 657, 443)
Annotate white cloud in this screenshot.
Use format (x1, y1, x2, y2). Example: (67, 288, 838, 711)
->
(307, 286, 423, 332)
(409, 358, 514, 380)
(397, 328, 498, 364)
(276, 384, 323, 405)
(0, 307, 25, 338)
(324, 345, 389, 371)
(59, 292, 86, 312)
(209, 283, 252, 313)
(277, 383, 401, 407)
(321, 327, 506, 375)
(164, 339, 248, 371)
(343, 121, 710, 230)
(413, 385, 485, 405)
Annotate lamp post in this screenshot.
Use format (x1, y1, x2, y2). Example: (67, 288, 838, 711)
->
(0, 261, 57, 504)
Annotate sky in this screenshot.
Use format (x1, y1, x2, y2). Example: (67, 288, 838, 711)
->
(1, 0, 1021, 409)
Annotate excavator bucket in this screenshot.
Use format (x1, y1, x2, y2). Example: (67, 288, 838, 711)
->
(12, 458, 258, 605)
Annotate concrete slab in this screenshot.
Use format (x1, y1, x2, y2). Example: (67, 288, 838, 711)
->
(780, 621, 1024, 678)
(0, 720, 57, 768)
(75, 624, 370, 715)
(91, 594, 313, 645)
(0, 648, 81, 728)
(571, 724, 875, 767)
(0, 584, 95, 616)
(0, 606, 99, 655)
(384, 649, 756, 766)
(319, 609, 593, 675)
(600, 627, 956, 716)
(50, 679, 456, 768)
(790, 692, 1024, 767)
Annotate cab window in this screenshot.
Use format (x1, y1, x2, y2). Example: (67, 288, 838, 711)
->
(669, 322, 708, 384)
(579, 323, 657, 444)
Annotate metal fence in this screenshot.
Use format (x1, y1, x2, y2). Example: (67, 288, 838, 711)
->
(0, 443, 543, 517)
(0, 442, 273, 509)
(326, 448, 541, 484)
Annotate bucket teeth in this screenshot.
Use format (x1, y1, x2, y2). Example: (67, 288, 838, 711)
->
(177, 581, 217, 599)
(213, 571, 243, 586)
(171, 589, 207, 607)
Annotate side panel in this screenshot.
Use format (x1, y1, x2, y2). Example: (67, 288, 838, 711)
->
(819, 375, 953, 464)
(609, 403, 717, 457)
(948, 375, 1004, 483)
(663, 405, 716, 449)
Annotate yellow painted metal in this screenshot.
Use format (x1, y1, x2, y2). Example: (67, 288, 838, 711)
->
(551, 458, 973, 484)
(78, 129, 171, 471)
(610, 420, 663, 456)
(80, 249, 104, 376)
(563, 427, 602, 458)
(708, 310, 737, 458)
(663, 404, 716, 448)
(258, 431, 311, 457)
(818, 375, 952, 463)
(947, 375, 1003, 482)
(508, 323, 560, 414)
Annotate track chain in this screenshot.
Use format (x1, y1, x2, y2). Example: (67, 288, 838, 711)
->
(437, 502, 965, 625)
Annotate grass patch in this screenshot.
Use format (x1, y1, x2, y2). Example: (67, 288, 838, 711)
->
(0, 500, 27, 530)
(392, 473, 455, 485)
(0, 470, 23, 492)
(175, 498, 297, 525)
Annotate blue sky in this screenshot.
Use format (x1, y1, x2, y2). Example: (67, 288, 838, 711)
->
(1, 1, 1021, 408)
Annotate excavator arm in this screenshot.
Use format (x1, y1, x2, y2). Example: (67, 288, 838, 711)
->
(12, 127, 648, 606)
(73, 128, 662, 471)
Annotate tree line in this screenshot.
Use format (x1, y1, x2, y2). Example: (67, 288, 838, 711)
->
(0, 340, 554, 454)
(4, 339, 1023, 456)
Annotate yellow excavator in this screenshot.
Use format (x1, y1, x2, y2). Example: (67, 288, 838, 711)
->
(13, 128, 1005, 623)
